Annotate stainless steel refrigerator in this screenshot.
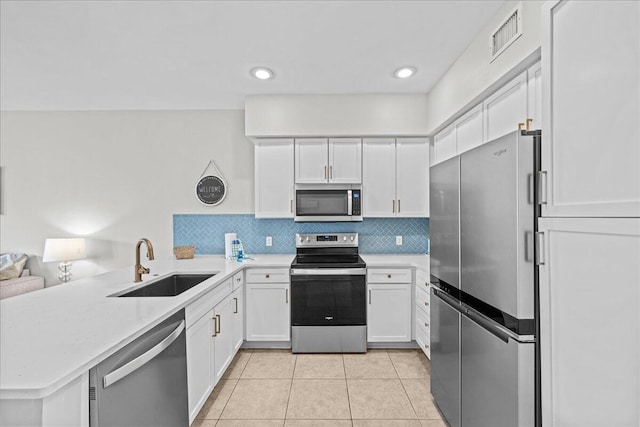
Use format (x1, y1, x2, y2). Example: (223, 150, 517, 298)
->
(430, 130, 540, 427)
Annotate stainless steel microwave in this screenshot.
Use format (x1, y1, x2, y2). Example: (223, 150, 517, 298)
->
(294, 185, 362, 222)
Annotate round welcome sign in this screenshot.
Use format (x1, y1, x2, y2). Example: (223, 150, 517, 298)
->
(196, 175, 227, 206)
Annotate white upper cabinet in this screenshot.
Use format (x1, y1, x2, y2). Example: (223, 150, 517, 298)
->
(255, 139, 294, 218)
(295, 138, 329, 184)
(396, 138, 429, 217)
(433, 124, 456, 164)
(483, 70, 528, 142)
(455, 104, 483, 154)
(295, 138, 362, 184)
(328, 138, 362, 183)
(542, 0, 640, 217)
(363, 138, 429, 217)
(363, 138, 396, 217)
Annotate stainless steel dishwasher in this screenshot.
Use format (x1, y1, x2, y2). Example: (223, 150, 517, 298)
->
(89, 309, 188, 427)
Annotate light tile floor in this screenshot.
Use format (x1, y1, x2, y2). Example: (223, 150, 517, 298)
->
(193, 349, 447, 427)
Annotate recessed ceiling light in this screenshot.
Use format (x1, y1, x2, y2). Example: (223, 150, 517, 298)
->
(394, 67, 416, 79)
(251, 67, 274, 80)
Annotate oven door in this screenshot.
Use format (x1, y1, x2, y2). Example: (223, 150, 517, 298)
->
(290, 269, 366, 326)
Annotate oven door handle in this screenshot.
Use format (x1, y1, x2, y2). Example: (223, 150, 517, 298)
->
(291, 268, 366, 276)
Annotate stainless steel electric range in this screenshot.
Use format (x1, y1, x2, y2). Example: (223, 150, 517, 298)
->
(290, 233, 367, 353)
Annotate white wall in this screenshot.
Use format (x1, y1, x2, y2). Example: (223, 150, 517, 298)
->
(245, 94, 429, 137)
(425, 1, 544, 134)
(0, 110, 253, 286)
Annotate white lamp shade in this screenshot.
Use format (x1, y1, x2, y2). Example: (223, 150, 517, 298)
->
(43, 238, 86, 262)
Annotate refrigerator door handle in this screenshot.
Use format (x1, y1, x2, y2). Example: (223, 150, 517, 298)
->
(464, 309, 510, 343)
(433, 288, 465, 314)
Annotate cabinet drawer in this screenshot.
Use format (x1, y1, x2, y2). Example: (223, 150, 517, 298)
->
(415, 268, 430, 290)
(415, 322, 431, 359)
(415, 285, 431, 314)
(186, 278, 232, 327)
(245, 268, 290, 284)
(232, 271, 244, 290)
(416, 306, 430, 333)
(367, 268, 412, 284)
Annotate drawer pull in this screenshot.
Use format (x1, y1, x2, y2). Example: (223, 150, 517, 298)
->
(212, 317, 218, 337)
(216, 314, 221, 334)
(236, 277, 241, 282)
(425, 301, 429, 306)
(387, 274, 391, 279)
(234, 297, 238, 314)
(425, 344, 430, 348)
(266, 274, 270, 279)
(424, 322, 429, 328)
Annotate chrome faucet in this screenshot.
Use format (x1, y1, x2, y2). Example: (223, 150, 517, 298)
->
(134, 238, 155, 282)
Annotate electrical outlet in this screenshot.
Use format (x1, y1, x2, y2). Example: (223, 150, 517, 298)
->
(266, 236, 273, 247)
(396, 236, 403, 245)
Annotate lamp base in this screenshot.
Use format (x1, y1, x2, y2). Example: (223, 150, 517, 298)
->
(58, 261, 73, 283)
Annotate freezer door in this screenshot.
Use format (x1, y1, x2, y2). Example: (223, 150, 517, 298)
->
(430, 156, 460, 288)
(430, 288, 461, 427)
(461, 314, 534, 427)
(460, 130, 535, 319)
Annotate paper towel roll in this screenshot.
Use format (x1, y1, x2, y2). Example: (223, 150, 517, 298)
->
(225, 233, 237, 260)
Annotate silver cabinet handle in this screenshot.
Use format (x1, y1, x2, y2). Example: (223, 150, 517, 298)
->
(286, 289, 289, 304)
(216, 314, 221, 334)
(103, 320, 185, 388)
(392, 200, 395, 213)
(234, 297, 238, 314)
(324, 166, 327, 179)
(397, 199, 401, 212)
(212, 317, 217, 337)
(329, 165, 333, 179)
(369, 289, 372, 304)
(290, 199, 293, 213)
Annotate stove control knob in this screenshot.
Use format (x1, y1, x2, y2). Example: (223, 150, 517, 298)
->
(300, 237, 304, 243)
(306, 237, 310, 242)
(343, 236, 347, 241)
(350, 236, 355, 241)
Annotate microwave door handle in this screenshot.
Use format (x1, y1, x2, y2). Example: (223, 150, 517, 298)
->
(347, 190, 353, 215)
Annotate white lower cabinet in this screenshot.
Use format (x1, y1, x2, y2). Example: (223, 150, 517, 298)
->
(185, 278, 241, 423)
(245, 268, 290, 341)
(231, 285, 244, 352)
(186, 308, 215, 422)
(367, 278, 412, 342)
(212, 294, 235, 383)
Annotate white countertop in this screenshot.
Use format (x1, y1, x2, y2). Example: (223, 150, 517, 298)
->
(0, 253, 427, 400)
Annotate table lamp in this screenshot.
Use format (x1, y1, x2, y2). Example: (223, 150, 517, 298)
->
(43, 238, 86, 283)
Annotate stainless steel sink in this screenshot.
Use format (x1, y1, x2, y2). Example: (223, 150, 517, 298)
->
(115, 274, 215, 297)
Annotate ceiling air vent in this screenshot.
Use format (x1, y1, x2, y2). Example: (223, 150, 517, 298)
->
(490, 4, 522, 62)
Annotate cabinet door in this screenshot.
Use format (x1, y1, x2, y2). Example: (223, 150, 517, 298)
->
(541, 0, 640, 217)
(231, 286, 244, 352)
(483, 70, 527, 142)
(454, 104, 483, 154)
(329, 138, 362, 183)
(538, 217, 640, 427)
(255, 139, 294, 218)
(367, 283, 412, 342)
(396, 138, 429, 217)
(186, 311, 215, 422)
(433, 124, 456, 164)
(295, 138, 328, 184)
(245, 283, 290, 341)
(362, 138, 396, 217)
(213, 296, 234, 383)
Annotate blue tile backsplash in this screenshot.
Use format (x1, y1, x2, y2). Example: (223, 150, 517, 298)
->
(173, 215, 429, 255)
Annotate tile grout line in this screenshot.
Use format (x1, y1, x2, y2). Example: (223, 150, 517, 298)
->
(389, 350, 421, 421)
(342, 353, 354, 425)
(215, 350, 253, 422)
(283, 353, 297, 422)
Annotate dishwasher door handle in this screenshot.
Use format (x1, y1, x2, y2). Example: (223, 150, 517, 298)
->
(103, 320, 185, 388)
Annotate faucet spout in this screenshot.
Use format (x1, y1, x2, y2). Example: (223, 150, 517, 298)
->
(134, 238, 155, 282)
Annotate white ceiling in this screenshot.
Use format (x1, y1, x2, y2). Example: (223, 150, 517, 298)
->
(0, 0, 506, 111)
